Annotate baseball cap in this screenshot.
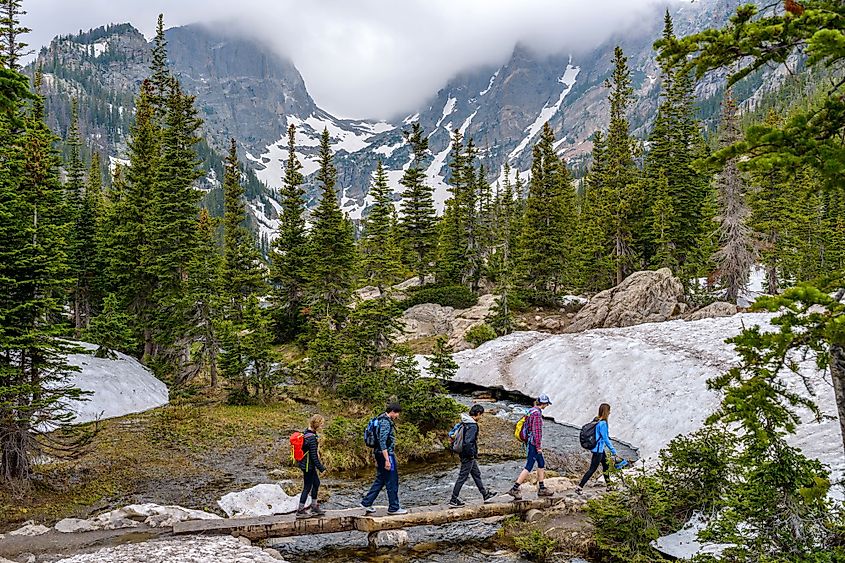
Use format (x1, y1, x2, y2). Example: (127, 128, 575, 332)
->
(538, 394, 552, 405)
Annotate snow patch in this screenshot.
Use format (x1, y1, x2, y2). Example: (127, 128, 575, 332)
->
(54, 536, 285, 563)
(218, 483, 305, 517)
(479, 70, 500, 97)
(64, 341, 169, 425)
(107, 156, 129, 175)
(374, 141, 403, 158)
(437, 313, 844, 482)
(435, 97, 457, 129)
(508, 62, 581, 162)
(91, 41, 108, 57)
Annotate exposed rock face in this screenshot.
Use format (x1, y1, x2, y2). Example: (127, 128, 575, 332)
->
(685, 301, 738, 322)
(217, 484, 304, 517)
(569, 269, 685, 332)
(399, 294, 498, 351)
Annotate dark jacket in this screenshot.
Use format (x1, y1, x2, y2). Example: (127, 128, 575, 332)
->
(459, 413, 479, 460)
(298, 429, 325, 473)
(375, 413, 396, 455)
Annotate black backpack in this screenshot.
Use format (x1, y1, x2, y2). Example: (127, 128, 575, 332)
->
(579, 419, 599, 450)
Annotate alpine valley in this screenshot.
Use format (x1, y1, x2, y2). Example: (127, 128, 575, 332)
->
(32, 0, 785, 248)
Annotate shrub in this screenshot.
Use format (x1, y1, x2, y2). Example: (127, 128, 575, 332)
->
(513, 529, 559, 562)
(400, 284, 478, 310)
(465, 323, 497, 347)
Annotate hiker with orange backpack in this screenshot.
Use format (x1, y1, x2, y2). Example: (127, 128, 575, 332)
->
(293, 414, 327, 518)
(508, 394, 554, 499)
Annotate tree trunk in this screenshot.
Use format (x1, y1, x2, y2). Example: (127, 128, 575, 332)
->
(830, 344, 845, 458)
(0, 427, 30, 481)
(210, 357, 218, 388)
(74, 282, 82, 339)
(143, 327, 154, 363)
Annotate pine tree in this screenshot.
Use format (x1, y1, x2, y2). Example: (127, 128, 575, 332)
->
(86, 293, 136, 359)
(437, 129, 471, 286)
(398, 123, 436, 284)
(515, 122, 576, 294)
(305, 128, 357, 324)
(149, 14, 169, 118)
(221, 138, 264, 321)
(269, 124, 309, 340)
(0, 55, 84, 480)
(360, 160, 403, 292)
(182, 208, 223, 386)
(65, 99, 91, 336)
(240, 295, 276, 399)
(0, 0, 29, 71)
(426, 336, 458, 381)
(649, 169, 676, 271)
(713, 91, 755, 303)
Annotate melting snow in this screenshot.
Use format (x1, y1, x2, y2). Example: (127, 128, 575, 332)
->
(433, 313, 844, 483)
(435, 97, 457, 129)
(54, 536, 284, 563)
(374, 141, 403, 158)
(507, 61, 581, 162)
(91, 41, 108, 57)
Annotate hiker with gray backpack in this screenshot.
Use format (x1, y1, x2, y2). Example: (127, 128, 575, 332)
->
(576, 403, 622, 493)
(448, 404, 497, 507)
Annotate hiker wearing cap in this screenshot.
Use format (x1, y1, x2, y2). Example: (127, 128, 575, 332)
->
(576, 403, 620, 493)
(508, 394, 554, 499)
(449, 404, 497, 508)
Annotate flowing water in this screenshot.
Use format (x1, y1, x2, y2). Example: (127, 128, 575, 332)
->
(271, 388, 638, 562)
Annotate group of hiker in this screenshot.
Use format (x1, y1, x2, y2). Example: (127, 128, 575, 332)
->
(290, 396, 622, 517)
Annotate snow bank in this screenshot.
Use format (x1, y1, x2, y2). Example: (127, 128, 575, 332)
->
(218, 483, 305, 517)
(54, 536, 287, 563)
(440, 313, 844, 480)
(64, 342, 169, 424)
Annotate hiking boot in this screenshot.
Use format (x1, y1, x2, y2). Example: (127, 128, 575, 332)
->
(574, 486, 584, 496)
(482, 490, 498, 503)
(448, 498, 465, 508)
(538, 487, 554, 497)
(359, 503, 376, 514)
(295, 507, 310, 519)
(387, 508, 409, 515)
(507, 486, 522, 500)
(310, 502, 326, 516)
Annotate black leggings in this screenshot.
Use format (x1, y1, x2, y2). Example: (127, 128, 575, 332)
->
(299, 467, 320, 504)
(578, 451, 609, 488)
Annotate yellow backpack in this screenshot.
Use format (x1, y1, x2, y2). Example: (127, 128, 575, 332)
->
(514, 414, 529, 442)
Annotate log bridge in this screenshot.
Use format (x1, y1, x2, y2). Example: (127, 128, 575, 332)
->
(173, 495, 566, 542)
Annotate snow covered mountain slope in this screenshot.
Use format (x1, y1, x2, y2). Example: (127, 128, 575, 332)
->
(64, 342, 169, 424)
(438, 313, 843, 482)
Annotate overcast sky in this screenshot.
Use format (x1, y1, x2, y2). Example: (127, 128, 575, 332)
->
(24, 0, 678, 119)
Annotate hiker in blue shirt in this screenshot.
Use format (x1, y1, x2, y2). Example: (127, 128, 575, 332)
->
(360, 403, 408, 515)
(576, 403, 620, 493)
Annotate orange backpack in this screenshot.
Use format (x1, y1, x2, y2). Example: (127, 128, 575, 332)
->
(290, 431, 306, 462)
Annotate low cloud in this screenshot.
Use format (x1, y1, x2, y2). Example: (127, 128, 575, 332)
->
(25, 0, 678, 119)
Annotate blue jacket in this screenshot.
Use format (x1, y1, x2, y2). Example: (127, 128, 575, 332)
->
(376, 414, 396, 455)
(592, 420, 617, 456)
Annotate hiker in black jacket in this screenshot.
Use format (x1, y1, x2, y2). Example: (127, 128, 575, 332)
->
(449, 404, 497, 507)
(296, 414, 327, 518)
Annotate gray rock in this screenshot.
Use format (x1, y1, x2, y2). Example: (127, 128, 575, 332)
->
(685, 301, 738, 322)
(569, 269, 685, 331)
(368, 529, 410, 548)
(8, 522, 50, 536)
(55, 518, 98, 533)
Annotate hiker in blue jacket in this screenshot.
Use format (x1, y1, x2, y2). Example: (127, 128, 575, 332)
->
(449, 404, 497, 507)
(296, 414, 326, 518)
(576, 403, 619, 493)
(360, 403, 408, 515)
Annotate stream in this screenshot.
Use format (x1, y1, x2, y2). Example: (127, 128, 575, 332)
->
(272, 387, 639, 562)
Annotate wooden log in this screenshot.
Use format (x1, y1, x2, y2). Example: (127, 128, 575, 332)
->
(173, 497, 566, 541)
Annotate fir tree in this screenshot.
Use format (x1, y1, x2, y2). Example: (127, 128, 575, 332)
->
(360, 160, 403, 292)
(713, 91, 755, 303)
(221, 138, 264, 321)
(65, 99, 91, 336)
(649, 169, 676, 271)
(426, 336, 458, 382)
(149, 14, 169, 118)
(515, 122, 576, 294)
(182, 208, 223, 386)
(305, 128, 357, 324)
(0, 58, 85, 481)
(0, 0, 29, 70)
(269, 124, 309, 340)
(86, 293, 136, 359)
(398, 123, 437, 284)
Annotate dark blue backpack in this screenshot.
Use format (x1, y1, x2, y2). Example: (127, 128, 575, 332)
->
(364, 417, 380, 449)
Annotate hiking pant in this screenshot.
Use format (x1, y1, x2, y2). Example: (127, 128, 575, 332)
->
(525, 443, 545, 471)
(361, 452, 400, 512)
(578, 451, 609, 488)
(299, 466, 320, 504)
(451, 458, 486, 501)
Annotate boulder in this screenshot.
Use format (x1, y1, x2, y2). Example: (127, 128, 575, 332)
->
(217, 484, 304, 517)
(8, 522, 50, 536)
(569, 268, 685, 331)
(355, 285, 382, 301)
(400, 303, 455, 341)
(368, 529, 410, 548)
(685, 301, 738, 322)
(55, 518, 98, 533)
